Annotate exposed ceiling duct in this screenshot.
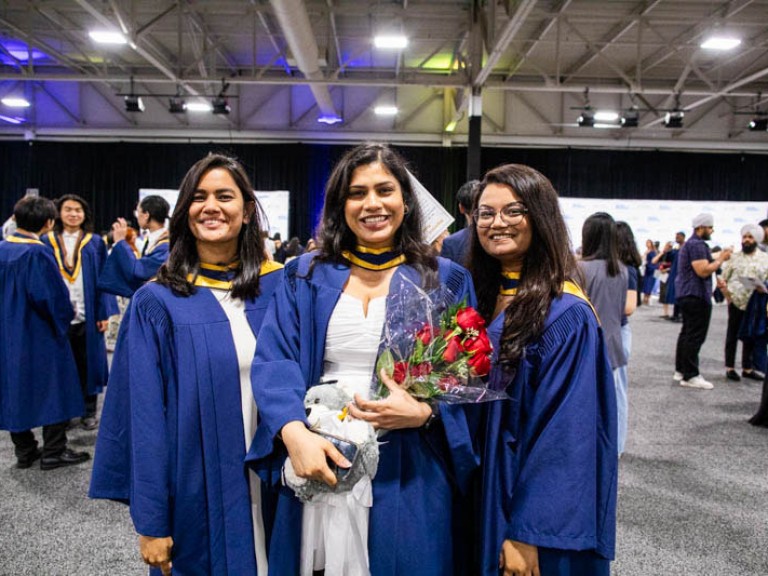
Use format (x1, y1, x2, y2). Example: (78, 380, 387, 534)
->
(268, 0, 341, 122)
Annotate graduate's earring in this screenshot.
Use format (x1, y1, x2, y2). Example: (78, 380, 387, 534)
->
(403, 204, 410, 215)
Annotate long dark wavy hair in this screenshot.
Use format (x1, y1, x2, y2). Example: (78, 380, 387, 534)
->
(468, 164, 579, 370)
(313, 143, 438, 288)
(616, 221, 642, 268)
(155, 154, 266, 300)
(581, 212, 621, 277)
(53, 194, 94, 233)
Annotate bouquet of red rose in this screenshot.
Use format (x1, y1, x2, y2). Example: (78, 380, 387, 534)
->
(373, 277, 508, 404)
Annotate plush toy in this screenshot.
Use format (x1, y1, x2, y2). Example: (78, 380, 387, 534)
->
(283, 383, 379, 503)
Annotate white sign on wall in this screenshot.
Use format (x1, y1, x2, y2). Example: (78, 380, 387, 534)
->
(559, 197, 768, 252)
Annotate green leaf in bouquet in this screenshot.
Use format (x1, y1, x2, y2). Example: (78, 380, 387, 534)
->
(375, 349, 395, 398)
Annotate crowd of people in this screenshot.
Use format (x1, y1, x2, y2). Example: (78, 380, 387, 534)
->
(0, 144, 766, 576)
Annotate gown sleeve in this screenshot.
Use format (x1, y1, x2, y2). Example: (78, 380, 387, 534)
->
(98, 240, 168, 297)
(89, 287, 176, 538)
(94, 238, 119, 319)
(505, 302, 618, 556)
(248, 260, 310, 463)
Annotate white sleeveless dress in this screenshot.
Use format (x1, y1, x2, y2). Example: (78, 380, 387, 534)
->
(300, 293, 387, 576)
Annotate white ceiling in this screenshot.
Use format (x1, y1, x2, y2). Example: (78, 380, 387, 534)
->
(1, 0, 768, 151)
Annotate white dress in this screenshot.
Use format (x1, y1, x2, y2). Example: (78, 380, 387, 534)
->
(301, 293, 386, 576)
(211, 289, 269, 575)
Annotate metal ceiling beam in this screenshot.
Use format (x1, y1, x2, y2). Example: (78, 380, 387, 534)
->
(563, 0, 662, 82)
(643, 64, 768, 128)
(637, 0, 755, 74)
(473, 0, 537, 88)
(268, 0, 340, 121)
(504, 0, 572, 82)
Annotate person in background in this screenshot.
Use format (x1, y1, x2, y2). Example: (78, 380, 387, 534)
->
(90, 153, 284, 575)
(673, 213, 732, 390)
(440, 179, 480, 266)
(471, 164, 617, 576)
(665, 231, 686, 321)
(758, 219, 768, 253)
(42, 194, 117, 431)
(720, 224, 768, 382)
(99, 195, 170, 297)
(0, 196, 90, 470)
(580, 213, 633, 456)
(247, 143, 477, 576)
(641, 239, 658, 305)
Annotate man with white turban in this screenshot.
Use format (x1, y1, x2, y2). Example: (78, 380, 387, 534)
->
(720, 223, 768, 381)
(673, 213, 733, 389)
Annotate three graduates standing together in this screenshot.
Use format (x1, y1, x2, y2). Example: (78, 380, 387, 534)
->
(1, 143, 617, 576)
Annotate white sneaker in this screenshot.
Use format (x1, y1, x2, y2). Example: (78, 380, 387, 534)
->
(673, 371, 684, 381)
(680, 375, 714, 390)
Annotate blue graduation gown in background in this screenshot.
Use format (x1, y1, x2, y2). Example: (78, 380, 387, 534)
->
(479, 293, 618, 576)
(0, 235, 84, 431)
(90, 265, 283, 576)
(42, 232, 118, 396)
(440, 227, 470, 266)
(98, 238, 170, 297)
(247, 253, 480, 576)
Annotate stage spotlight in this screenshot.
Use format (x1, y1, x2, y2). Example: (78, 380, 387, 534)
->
(212, 96, 230, 115)
(168, 97, 186, 113)
(577, 110, 595, 127)
(748, 117, 768, 131)
(620, 108, 639, 127)
(664, 110, 684, 128)
(124, 95, 144, 113)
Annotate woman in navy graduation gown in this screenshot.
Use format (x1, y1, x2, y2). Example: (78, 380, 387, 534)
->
(467, 164, 618, 576)
(90, 154, 283, 575)
(247, 143, 478, 576)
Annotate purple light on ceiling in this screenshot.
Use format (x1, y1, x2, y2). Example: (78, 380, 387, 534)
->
(0, 114, 25, 125)
(0, 41, 48, 64)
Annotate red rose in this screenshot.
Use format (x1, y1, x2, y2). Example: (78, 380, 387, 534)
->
(442, 336, 463, 363)
(468, 352, 491, 376)
(464, 331, 492, 355)
(456, 307, 486, 331)
(416, 324, 436, 345)
(409, 362, 433, 378)
(393, 361, 409, 384)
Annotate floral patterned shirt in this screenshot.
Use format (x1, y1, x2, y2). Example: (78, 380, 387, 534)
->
(722, 250, 768, 310)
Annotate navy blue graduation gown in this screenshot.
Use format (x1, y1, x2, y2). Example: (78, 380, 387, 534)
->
(0, 235, 84, 431)
(42, 232, 118, 396)
(98, 238, 170, 297)
(247, 253, 480, 576)
(479, 292, 618, 576)
(89, 264, 284, 576)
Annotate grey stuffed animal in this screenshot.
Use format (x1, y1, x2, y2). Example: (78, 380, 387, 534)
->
(283, 383, 380, 503)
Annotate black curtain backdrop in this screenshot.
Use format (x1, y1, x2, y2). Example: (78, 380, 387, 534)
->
(0, 141, 765, 240)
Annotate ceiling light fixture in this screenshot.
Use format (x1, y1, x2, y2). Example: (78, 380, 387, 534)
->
(577, 109, 595, 127)
(0, 114, 24, 124)
(1, 97, 30, 108)
(620, 107, 639, 128)
(374, 35, 408, 49)
(212, 97, 230, 115)
(748, 116, 768, 131)
(700, 37, 741, 50)
(186, 101, 213, 113)
(664, 110, 684, 128)
(374, 105, 398, 116)
(317, 114, 342, 125)
(89, 30, 128, 45)
(124, 95, 144, 113)
(168, 97, 186, 113)
(594, 111, 619, 122)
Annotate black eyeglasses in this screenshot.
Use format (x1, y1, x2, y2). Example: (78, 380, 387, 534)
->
(473, 204, 528, 228)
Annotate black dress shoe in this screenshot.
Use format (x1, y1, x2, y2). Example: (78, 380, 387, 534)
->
(40, 449, 90, 470)
(16, 449, 43, 469)
(742, 370, 765, 381)
(725, 369, 741, 381)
